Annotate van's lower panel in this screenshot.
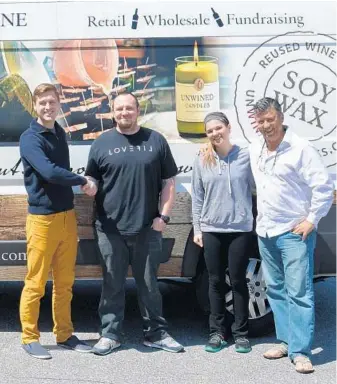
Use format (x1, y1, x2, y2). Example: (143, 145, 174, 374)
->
(0, 239, 185, 281)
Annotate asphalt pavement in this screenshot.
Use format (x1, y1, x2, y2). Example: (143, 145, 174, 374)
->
(0, 277, 335, 384)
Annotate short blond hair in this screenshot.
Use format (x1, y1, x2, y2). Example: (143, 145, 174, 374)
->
(33, 83, 60, 103)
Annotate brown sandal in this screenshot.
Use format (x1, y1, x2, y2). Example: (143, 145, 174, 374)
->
(263, 344, 288, 359)
(293, 356, 315, 374)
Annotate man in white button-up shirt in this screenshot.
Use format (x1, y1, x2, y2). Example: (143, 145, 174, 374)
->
(249, 97, 334, 374)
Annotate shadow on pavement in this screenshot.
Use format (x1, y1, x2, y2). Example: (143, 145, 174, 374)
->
(0, 277, 335, 366)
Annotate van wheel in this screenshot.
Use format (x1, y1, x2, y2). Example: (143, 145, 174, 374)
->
(195, 257, 275, 337)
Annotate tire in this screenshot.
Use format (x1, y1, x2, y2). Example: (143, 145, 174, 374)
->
(195, 256, 275, 337)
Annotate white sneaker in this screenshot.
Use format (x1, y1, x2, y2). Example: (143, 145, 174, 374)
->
(143, 335, 184, 353)
(92, 337, 121, 356)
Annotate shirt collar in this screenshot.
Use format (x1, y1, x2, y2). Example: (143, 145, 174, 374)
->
(278, 126, 292, 150)
(30, 119, 61, 134)
(281, 125, 290, 141)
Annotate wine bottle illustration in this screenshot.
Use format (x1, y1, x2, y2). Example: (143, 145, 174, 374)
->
(211, 7, 224, 27)
(131, 8, 139, 30)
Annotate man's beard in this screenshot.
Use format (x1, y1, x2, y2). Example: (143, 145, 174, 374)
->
(117, 120, 135, 130)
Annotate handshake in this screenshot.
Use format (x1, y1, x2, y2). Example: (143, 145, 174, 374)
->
(81, 176, 98, 197)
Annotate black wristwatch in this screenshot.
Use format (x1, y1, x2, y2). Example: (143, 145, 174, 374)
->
(158, 214, 170, 224)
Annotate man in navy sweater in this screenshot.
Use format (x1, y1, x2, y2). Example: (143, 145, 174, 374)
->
(19, 83, 97, 360)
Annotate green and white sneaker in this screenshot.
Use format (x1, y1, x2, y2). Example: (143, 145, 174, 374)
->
(235, 337, 252, 353)
(205, 333, 227, 353)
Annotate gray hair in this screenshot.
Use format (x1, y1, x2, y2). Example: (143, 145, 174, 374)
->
(204, 112, 230, 127)
(254, 97, 283, 117)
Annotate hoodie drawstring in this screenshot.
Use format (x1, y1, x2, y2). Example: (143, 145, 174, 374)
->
(227, 160, 232, 196)
(217, 159, 222, 175)
(216, 152, 232, 196)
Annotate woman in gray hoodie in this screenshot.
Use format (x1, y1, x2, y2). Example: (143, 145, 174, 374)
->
(192, 112, 255, 354)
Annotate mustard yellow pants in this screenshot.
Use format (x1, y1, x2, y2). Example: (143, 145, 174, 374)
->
(20, 209, 78, 344)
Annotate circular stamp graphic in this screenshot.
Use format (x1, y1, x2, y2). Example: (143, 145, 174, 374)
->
(234, 31, 336, 168)
(194, 78, 204, 91)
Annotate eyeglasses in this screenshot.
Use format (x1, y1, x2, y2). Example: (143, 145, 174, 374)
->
(257, 141, 279, 176)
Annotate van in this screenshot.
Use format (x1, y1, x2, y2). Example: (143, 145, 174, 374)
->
(0, 0, 335, 335)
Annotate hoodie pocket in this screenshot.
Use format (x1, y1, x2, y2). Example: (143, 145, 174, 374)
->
(202, 201, 250, 227)
(232, 201, 250, 224)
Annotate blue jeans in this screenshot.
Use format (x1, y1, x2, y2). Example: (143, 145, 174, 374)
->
(258, 230, 316, 360)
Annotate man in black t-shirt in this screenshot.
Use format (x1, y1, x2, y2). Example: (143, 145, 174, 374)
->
(85, 92, 184, 355)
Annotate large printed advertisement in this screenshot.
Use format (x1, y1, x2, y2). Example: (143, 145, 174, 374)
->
(0, 1, 336, 189)
(0, 1, 335, 267)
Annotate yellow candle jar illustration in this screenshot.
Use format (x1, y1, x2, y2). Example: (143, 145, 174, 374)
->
(175, 42, 220, 136)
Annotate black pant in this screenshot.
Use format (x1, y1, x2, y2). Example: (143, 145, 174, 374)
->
(95, 226, 168, 342)
(203, 231, 252, 339)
